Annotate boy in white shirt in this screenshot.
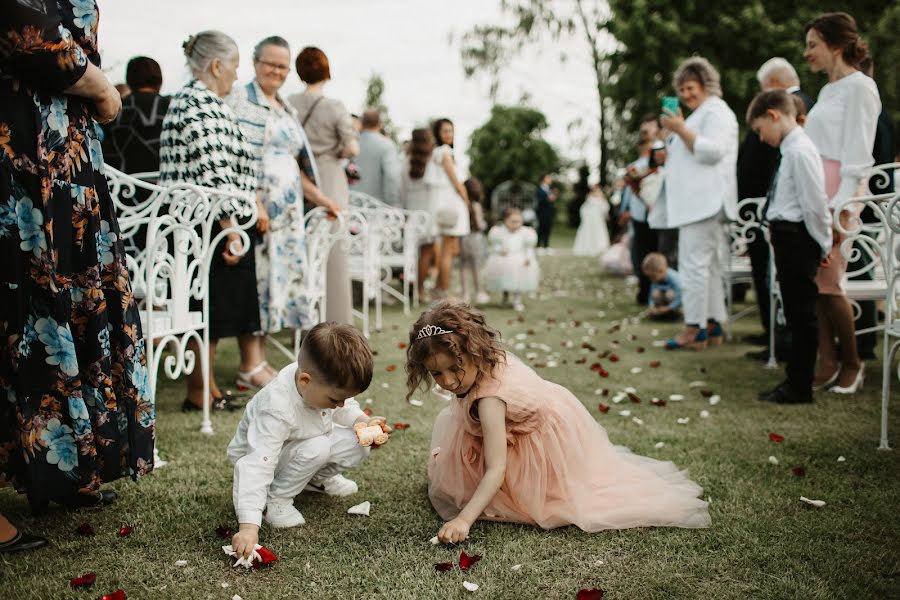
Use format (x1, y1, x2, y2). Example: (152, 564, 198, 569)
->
(228, 323, 386, 559)
(748, 90, 832, 404)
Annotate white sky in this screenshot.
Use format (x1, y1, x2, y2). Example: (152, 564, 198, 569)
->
(98, 0, 601, 178)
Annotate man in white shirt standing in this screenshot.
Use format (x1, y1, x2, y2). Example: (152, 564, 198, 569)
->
(749, 90, 832, 404)
(355, 108, 402, 206)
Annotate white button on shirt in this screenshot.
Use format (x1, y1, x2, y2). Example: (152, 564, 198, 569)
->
(226, 362, 366, 526)
(765, 127, 833, 256)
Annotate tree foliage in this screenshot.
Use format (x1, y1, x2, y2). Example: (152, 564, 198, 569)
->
(467, 105, 561, 206)
(362, 73, 399, 144)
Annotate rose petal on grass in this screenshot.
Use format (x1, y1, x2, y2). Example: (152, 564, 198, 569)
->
(215, 525, 233, 539)
(435, 562, 453, 573)
(576, 588, 605, 600)
(700, 410, 710, 418)
(618, 410, 631, 417)
(174, 560, 188, 567)
(398, 342, 408, 349)
(393, 423, 410, 430)
(253, 546, 278, 568)
(709, 395, 721, 406)
(651, 397, 666, 407)
(590, 362, 602, 371)
(381, 382, 390, 389)
(430, 536, 440, 545)
(700, 389, 714, 398)
(800, 496, 826, 508)
(769, 432, 784, 442)
(511, 564, 523, 571)
(95, 590, 125, 600)
(669, 394, 684, 401)
(791, 466, 806, 477)
(463, 581, 479, 592)
(624, 386, 637, 394)
(630, 367, 642, 374)
(676, 417, 690, 424)
(70, 573, 97, 588)
(768, 456, 780, 465)
(459, 551, 482, 571)
(363, 408, 373, 416)
(598, 404, 610, 413)
(649, 361, 661, 368)
(347, 501, 371, 516)
(409, 399, 424, 407)
(76, 522, 95, 536)
(688, 381, 707, 388)
(609, 354, 620, 362)
(632, 417, 644, 425)
(627, 393, 641, 403)
(117, 526, 134, 537)
(654, 441, 665, 449)
(837, 456, 846, 462)
(386, 365, 397, 372)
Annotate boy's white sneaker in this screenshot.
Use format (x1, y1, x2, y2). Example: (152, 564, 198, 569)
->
(304, 474, 358, 497)
(264, 499, 305, 528)
(475, 291, 491, 305)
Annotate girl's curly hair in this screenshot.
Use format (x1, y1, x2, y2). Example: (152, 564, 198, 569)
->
(405, 301, 506, 401)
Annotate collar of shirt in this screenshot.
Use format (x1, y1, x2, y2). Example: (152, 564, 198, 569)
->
(785, 85, 800, 94)
(780, 126, 804, 152)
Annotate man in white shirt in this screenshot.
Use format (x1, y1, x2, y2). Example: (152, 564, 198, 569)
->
(354, 109, 402, 205)
(748, 90, 832, 404)
(227, 323, 388, 559)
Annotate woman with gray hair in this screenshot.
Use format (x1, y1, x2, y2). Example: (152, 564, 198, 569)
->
(159, 30, 261, 411)
(660, 56, 739, 350)
(226, 36, 340, 392)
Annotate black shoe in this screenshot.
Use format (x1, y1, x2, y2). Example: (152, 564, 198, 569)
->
(758, 382, 813, 404)
(0, 532, 48, 553)
(743, 333, 769, 346)
(54, 490, 118, 509)
(746, 349, 782, 362)
(182, 391, 245, 413)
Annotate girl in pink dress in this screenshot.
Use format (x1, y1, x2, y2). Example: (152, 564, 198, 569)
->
(406, 302, 710, 544)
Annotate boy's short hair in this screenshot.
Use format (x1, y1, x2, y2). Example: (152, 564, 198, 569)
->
(790, 94, 807, 119)
(641, 252, 667, 274)
(746, 89, 797, 125)
(298, 323, 373, 393)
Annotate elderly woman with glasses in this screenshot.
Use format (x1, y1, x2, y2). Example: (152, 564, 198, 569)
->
(226, 36, 339, 392)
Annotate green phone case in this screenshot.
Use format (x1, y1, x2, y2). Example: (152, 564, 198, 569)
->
(662, 96, 680, 115)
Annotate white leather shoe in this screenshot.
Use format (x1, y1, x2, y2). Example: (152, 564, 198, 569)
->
(305, 474, 358, 497)
(264, 499, 305, 528)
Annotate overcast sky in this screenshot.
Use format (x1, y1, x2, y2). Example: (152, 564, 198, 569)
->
(98, 0, 601, 179)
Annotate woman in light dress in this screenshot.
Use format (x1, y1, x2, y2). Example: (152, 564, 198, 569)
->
(401, 128, 440, 299)
(572, 184, 610, 256)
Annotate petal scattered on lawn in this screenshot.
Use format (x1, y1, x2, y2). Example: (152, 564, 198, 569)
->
(511, 564, 523, 571)
(459, 551, 482, 571)
(688, 381, 707, 388)
(669, 394, 684, 401)
(700, 410, 710, 418)
(618, 410, 631, 417)
(651, 397, 666, 407)
(700, 389, 714, 398)
(791, 467, 806, 477)
(627, 393, 641, 403)
(630, 367, 642, 374)
(409, 399, 424, 407)
(652, 340, 667, 347)
(768, 456, 780, 465)
(632, 417, 644, 425)
(95, 590, 125, 600)
(837, 456, 846, 462)
(435, 562, 453, 573)
(800, 496, 826, 508)
(649, 361, 661, 368)
(393, 423, 410, 430)
(769, 432, 784, 442)
(598, 404, 610, 413)
(609, 354, 620, 362)
(76, 522, 95, 536)
(676, 417, 690, 424)
(463, 581, 479, 592)
(654, 442, 665, 449)
(709, 395, 721, 406)
(576, 588, 605, 600)
(386, 365, 397, 372)
(69, 572, 97, 588)
(624, 387, 637, 394)
(215, 525, 233, 539)
(430, 536, 440, 545)
(174, 560, 187, 567)
(232, 596, 243, 600)
(347, 501, 371, 516)
(117, 526, 134, 537)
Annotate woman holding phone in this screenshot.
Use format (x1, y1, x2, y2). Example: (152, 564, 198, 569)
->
(659, 56, 739, 350)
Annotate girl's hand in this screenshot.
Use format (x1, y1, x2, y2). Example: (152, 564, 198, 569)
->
(231, 526, 259, 560)
(437, 517, 471, 544)
(660, 107, 685, 135)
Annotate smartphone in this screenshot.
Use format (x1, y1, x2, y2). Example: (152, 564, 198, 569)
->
(661, 96, 680, 116)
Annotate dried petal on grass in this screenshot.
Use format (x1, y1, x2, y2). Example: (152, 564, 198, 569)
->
(627, 393, 641, 403)
(700, 389, 714, 398)
(463, 581, 480, 592)
(769, 432, 784, 442)
(576, 588, 605, 600)
(651, 397, 666, 407)
(459, 551, 482, 571)
(347, 501, 371, 516)
(649, 361, 661, 368)
(435, 562, 453, 573)
(800, 496, 826, 508)
(76, 522, 95, 536)
(791, 466, 806, 477)
(117, 526, 134, 537)
(215, 525, 233, 539)
(70, 573, 97, 588)
(393, 423, 410, 430)
(768, 456, 780, 465)
(386, 365, 397, 372)
(95, 591, 125, 600)
(598, 404, 610, 413)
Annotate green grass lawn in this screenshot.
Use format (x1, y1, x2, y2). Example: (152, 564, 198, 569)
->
(2, 227, 899, 599)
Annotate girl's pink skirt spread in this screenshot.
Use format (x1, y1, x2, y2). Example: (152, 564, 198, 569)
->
(428, 353, 711, 531)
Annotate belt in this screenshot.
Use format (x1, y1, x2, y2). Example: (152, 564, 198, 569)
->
(768, 220, 804, 233)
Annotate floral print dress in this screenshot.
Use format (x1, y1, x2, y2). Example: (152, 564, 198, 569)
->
(0, 0, 155, 502)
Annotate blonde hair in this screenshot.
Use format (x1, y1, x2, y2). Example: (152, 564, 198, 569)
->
(641, 252, 668, 275)
(673, 56, 722, 97)
(183, 30, 238, 77)
(405, 302, 505, 401)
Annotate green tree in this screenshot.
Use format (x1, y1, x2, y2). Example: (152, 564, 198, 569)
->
(362, 72, 399, 144)
(460, 0, 616, 185)
(467, 105, 561, 206)
(606, 1, 896, 137)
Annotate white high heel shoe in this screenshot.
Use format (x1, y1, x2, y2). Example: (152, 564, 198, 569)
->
(829, 364, 865, 394)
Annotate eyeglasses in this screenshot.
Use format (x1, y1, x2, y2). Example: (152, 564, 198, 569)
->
(256, 60, 291, 73)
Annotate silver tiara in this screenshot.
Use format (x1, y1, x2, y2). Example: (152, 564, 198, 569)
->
(416, 324, 453, 340)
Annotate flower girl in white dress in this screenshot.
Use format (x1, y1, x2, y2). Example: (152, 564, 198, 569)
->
(483, 207, 540, 311)
(572, 184, 610, 256)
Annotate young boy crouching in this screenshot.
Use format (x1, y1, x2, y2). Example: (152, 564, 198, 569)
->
(228, 322, 385, 559)
(641, 252, 683, 322)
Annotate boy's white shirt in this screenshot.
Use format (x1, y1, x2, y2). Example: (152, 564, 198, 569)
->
(766, 127, 833, 256)
(227, 362, 366, 526)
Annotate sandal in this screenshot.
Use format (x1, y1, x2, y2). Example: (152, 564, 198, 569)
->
(236, 361, 276, 392)
(0, 531, 48, 553)
(181, 391, 246, 413)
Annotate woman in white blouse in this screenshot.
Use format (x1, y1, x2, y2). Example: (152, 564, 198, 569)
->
(803, 12, 881, 394)
(660, 57, 739, 350)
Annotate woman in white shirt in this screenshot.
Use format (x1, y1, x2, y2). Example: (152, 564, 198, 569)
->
(803, 12, 881, 394)
(660, 57, 739, 350)
(401, 128, 440, 299)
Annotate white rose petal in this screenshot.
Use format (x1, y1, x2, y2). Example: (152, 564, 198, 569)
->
(364, 398, 373, 404)
(381, 382, 390, 389)
(565, 340, 575, 348)
(612, 393, 627, 404)
(837, 456, 846, 462)
(800, 496, 826, 508)
(546, 361, 558, 368)
(676, 417, 690, 424)
(347, 501, 371, 516)
(709, 395, 721, 406)
(688, 381, 707, 388)
(511, 564, 523, 571)
(669, 394, 685, 401)
(654, 441, 665, 449)
(515, 333, 528, 340)
(514, 342, 526, 350)
(651, 329, 660, 337)
(430, 536, 440, 545)
(652, 340, 667, 347)
(526, 352, 538, 360)
(624, 387, 637, 394)
(594, 388, 606, 395)
(463, 581, 479, 592)
(632, 416, 644, 425)
(174, 560, 188, 567)
(221, 583, 230, 589)
(409, 399, 424, 407)
(630, 367, 642, 374)
(618, 410, 631, 417)
(233, 596, 244, 600)
(700, 410, 710, 418)
(768, 455, 780, 465)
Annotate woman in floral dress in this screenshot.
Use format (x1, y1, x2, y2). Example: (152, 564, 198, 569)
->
(0, 0, 155, 514)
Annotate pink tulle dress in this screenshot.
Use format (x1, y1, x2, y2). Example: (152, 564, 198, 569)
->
(428, 353, 711, 531)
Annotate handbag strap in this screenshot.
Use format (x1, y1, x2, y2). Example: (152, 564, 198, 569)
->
(301, 96, 325, 127)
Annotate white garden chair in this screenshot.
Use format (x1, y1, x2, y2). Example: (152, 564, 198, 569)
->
(724, 197, 766, 341)
(345, 208, 382, 338)
(104, 166, 258, 434)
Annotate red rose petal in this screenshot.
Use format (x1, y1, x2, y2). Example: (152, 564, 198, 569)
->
(649, 361, 661, 368)
(95, 590, 125, 600)
(575, 357, 587, 364)
(398, 342, 408, 349)
(636, 347, 645, 353)
(590, 363, 602, 371)
(627, 393, 641, 403)
(386, 365, 397, 372)
(598, 369, 609, 378)
(252, 545, 278, 569)
(597, 350, 610, 359)
(791, 466, 806, 477)
(547, 318, 557, 324)
(600, 389, 609, 396)
(598, 404, 610, 413)
(459, 551, 482, 571)
(651, 397, 667, 407)
(70, 573, 97, 588)
(581, 342, 596, 351)
(609, 354, 620, 362)
(76, 522, 95, 536)
(700, 389, 714, 398)
(215, 525, 233, 539)
(769, 432, 784, 442)
(393, 423, 410, 430)
(363, 408, 373, 416)
(117, 526, 134, 537)
(435, 562, 453, 573)
(576, 588, 605, 600)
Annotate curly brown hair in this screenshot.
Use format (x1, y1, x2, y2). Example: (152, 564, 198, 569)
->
(405, 301, 506, 401)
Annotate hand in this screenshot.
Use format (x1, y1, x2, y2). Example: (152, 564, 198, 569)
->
(222, 233, 244, 266)
(437, 517, 471, 544)
(320, 196, 341, 218)
(256, 202, 270, 234)
(92, 83, 122, 125)
(660, 107, 685, 134)
(618, 210, 631, 226)
(231, 526, 259, 561)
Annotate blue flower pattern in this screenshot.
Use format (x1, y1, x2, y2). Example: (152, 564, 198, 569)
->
(96, 220, 117, 265)
(41, 418, 78, 472)
(68, 396, 91, 437)
(36, 317, 79, 377)
(16, 196, 46, 256)
(0, 197, 15, 238)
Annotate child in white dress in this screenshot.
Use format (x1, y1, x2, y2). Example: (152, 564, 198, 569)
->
(483, 207, 540, 311)
(572, 185, 610, 256)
